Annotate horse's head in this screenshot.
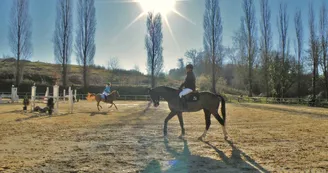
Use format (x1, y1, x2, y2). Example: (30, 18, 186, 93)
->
(112, 90, 120, 98)
(148, 88, 160, 107)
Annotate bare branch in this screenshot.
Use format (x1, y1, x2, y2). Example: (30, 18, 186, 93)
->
(242, 0, 257, 97)
(75, 0, 97, 91)
(8, 0, 32, 86)
(145, 12, 163, 88)
(203, 0, 223, 93)
(53, 0, 73, 88)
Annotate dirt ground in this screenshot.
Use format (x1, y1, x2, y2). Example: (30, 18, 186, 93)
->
(0, 100, 327, 173)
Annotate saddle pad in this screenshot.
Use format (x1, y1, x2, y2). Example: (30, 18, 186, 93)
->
(187, 93, 200, 102)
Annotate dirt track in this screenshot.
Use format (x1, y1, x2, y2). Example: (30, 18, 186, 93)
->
(0, 101, 327, 172)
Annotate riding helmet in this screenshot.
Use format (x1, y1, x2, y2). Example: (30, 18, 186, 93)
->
(186, 64, 193, 70)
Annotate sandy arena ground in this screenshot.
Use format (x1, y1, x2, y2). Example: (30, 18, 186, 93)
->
(0, 100, 327, 172)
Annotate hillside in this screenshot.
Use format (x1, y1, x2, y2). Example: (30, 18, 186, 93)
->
(0, 58, 250, 96)
(0, 58, 180, 94)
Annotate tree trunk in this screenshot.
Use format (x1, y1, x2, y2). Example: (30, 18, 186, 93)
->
(83, 62, 87, 92)
(248, 61, 252, 97)
(63, 64, 67, 88)
(325, 71, 328, 99)
(312, 61, 316, 104)
(211, 58, 216, 93)
(15, 59, 20, 87)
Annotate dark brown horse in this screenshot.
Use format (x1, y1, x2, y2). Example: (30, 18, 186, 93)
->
(91, 90, 120, 111)
(144, 86, 227, 140)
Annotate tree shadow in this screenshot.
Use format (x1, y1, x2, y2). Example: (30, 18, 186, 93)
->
(140, 139, 269, 173)
(15, 112, 73, 121)
(89, 112, 108, 116)
(236, 103, 328, 118)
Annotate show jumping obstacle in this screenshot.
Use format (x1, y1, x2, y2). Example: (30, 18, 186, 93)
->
(0, 85, 19, 104)
(31, 85, 74, 114)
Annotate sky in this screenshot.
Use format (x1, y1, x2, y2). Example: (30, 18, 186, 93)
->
(0, 0, 324, 74)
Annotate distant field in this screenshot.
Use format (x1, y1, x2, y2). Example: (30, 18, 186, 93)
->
(0, 101, 327, 172)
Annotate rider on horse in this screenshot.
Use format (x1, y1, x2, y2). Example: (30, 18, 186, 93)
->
(179, 64, 196, 109)
(102, 82, 111, 101)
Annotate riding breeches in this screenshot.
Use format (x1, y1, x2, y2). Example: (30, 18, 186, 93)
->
(179, 88, 193, 98)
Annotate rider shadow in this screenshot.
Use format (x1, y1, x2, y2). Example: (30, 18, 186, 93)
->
(140, 139, 268, 173)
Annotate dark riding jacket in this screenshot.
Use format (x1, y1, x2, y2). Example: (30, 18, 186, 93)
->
(180, 71, 196, 91)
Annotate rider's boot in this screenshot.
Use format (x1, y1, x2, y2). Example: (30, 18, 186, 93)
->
(180, 96, 188, 110)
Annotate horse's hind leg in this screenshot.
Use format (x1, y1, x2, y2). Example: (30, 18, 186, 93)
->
(212, 113, 228, 140)
(177, 112, 185, 139)
(199, 109, 211, 140)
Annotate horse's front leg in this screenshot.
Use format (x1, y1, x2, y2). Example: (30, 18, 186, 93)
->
(177, 112, 185, 139)
(108, 104, 113, 108)
(113, 103, 118, 110)
(164, 111, 177, 138)
(97, 101, 102, 111)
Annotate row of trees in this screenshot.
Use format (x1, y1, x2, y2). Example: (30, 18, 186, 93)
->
(233, 0, 328, 99)
(8, 0, 96, 91)
(167, 0, 328, 100)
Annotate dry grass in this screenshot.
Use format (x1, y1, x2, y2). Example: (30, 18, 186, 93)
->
(0, 101, 327, 172)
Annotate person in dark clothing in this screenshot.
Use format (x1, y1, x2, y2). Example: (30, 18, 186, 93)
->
(178, 64, 196, 109)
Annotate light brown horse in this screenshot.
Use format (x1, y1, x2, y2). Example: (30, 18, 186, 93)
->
(91, 90, 120, 111)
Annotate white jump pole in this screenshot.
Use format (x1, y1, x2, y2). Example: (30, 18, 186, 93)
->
(43, 87, 49, 103)
(31, 85, 36, 111)
(11, 85, 18, 103)
(74, 90, 77, 102)
(63, 89, 66, 102)
(68, 87, 73, 113)
(53, 85, 59, 115)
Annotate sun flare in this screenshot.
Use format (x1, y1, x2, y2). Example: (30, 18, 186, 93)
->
(137, 0, 176, 15)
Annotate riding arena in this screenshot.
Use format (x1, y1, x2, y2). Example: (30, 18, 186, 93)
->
(0, 88, 327, 172)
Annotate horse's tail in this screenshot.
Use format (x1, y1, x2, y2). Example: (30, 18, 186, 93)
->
(216, 94, 226, 126)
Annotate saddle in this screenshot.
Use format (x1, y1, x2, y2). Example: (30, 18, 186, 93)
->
(184, 90, 200, 102)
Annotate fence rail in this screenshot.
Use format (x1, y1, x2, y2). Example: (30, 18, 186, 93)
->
(2, 91, 328, 107)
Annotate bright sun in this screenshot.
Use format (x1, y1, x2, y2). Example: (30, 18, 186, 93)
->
(138, 0, 176, 15)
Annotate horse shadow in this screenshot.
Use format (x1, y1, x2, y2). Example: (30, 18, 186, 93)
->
(140, 139, 268, 173)
(89, 112, 108, 116)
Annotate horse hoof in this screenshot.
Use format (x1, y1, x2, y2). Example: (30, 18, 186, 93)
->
(164, 136, 169, 143)
(198, 136, 203, 141)
(224, 136, 228, 141)
(178, 135, 184, 140)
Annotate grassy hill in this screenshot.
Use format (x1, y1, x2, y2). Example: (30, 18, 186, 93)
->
(0, 58, 249, 96)
(0, 58, 180, 94)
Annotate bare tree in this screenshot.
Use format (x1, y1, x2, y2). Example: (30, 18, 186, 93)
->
(177, 58, 185, 70)
(242, 0, 257, 97)
(53, 0, 73, 88)
(277, 2, 289, 98)
(319, 2, 328, 99)
(184, 49, 200, 66)
(133, 64, 140, 72)
(8, 0, 32, 86)
(260, 0, 272, 97)
(108, 57, 120, 70)
(203, 0, 223, 93)
(294, 9, 303, 98)
(308, 2, 320, 103)
(75, 0, 96, 92)
(145, 12, 163, 88)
